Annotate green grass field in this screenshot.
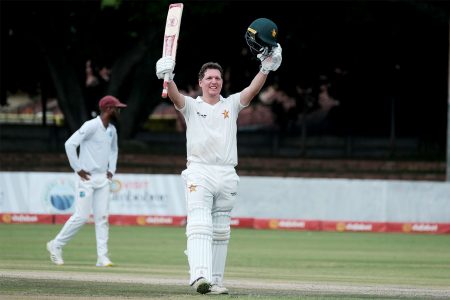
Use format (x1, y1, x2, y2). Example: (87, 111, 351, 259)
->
(1, 224, 449, 299)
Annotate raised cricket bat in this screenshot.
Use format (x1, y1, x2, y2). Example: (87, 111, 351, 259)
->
(161, 3, 183, 98)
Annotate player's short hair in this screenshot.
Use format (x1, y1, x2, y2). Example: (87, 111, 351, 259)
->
(198, 62, 223, 80)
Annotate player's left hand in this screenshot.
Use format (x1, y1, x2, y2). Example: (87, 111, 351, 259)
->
(107, 171, 113, 180)
(259, 43, 282, 74)
(156, 57, 176, 80)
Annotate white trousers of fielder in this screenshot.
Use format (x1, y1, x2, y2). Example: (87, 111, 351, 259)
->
(182, 162, 239, 286)
(52, 174, 111, 258)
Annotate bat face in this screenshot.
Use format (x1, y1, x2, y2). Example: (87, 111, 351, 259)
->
(167, 15, 179, 27)
(162, 3, 183, 58)
(161, 3, 183, 98)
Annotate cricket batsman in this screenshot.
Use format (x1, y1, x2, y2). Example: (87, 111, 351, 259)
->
(155, 18, 282, 294)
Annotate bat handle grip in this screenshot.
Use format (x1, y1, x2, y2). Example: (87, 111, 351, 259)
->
(161, 73, 170, 98)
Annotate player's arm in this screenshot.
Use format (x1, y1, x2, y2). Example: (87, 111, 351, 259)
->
(166, 80, 185, 109)
(240, 43, 283, 107)
(107, 127, 118, 178)
(240, 72, 268, 107)
(156, 57, 186, 109)
(64, 122, 93, 180)
(64, 131, 83, 173)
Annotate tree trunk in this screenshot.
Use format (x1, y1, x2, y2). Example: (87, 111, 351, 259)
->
(107, 30, 162, 140)
(43, 47, 88, 133)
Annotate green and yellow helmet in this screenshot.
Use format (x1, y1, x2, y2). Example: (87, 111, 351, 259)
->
(245, 18, 278, 56)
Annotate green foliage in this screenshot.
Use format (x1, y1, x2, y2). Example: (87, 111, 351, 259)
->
(101, 0, 121, 10)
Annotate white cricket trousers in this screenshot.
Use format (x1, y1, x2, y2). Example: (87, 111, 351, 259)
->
(182, 162, 239, 286)
(53, 174, 111, 258)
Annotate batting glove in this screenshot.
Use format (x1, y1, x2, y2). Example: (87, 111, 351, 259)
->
(258, 43, 282, 75)
(156, 57, 175, 81)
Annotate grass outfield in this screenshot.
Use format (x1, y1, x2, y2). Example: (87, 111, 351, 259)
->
(0, 224, 449, 299)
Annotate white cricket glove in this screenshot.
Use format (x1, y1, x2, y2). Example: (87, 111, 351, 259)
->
(156, 56, 175, 81)
(258, 43, 282, 75)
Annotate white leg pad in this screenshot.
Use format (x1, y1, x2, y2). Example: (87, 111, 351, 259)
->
(186, 205, 213, 284)
(212, 211, 231, 286)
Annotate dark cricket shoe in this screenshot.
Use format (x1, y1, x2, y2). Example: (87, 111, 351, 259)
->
(191, 277, 211, 294)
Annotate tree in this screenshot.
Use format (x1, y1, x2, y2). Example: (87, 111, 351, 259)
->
(3, 0, 449, 151)
(3, 0, 172, 138)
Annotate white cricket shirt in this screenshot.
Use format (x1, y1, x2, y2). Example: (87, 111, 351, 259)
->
(177, 93, 246, 166)
(64, 116, 119, 175)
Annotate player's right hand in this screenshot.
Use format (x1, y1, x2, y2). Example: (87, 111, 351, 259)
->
(77, 170, 91, 181)
(156, 57, 175, 80)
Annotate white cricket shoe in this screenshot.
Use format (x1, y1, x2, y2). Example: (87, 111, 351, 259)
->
(191, 277, 211, 294)
(46, 241, 64, 265)
(96, 256, 114, 267)
(209, 284, 229, 295)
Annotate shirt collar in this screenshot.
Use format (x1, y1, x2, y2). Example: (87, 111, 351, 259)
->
(196, 95, 224, 103)
(96, 115, 109, 130)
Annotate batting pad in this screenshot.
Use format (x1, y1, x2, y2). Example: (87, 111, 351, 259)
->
(212, 211, 231, 285)
(186, 205, 213, 283)
(212, 211, 231, 241)
(187, 233, 212, 283)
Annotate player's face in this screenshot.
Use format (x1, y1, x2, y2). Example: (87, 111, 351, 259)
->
(199, 69, 222, 98)
(107, 107, 121, 120)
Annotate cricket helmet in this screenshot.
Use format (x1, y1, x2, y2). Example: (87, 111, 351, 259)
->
(245, 18, 278, 56)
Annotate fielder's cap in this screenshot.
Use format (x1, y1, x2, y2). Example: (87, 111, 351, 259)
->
(99, 95, 127, 109)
